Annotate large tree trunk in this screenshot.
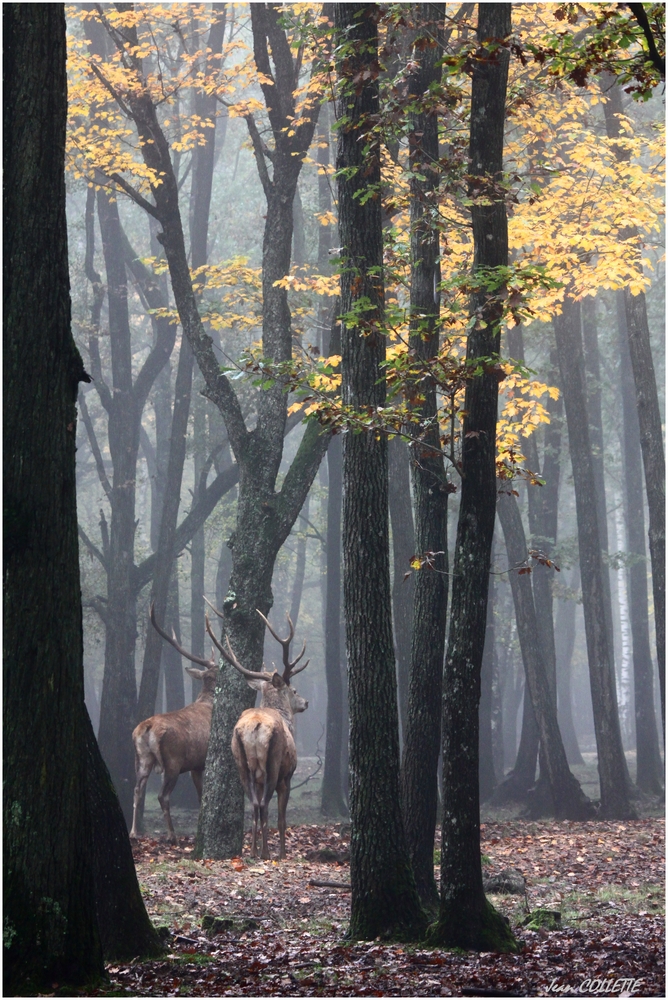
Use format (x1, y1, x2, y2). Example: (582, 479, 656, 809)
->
(553, 297, 634, 819)
(83, 715, 162, 959)
(616, 293, 663, 791)
(336, 2, 426, 942)
(602, 80, 665, 727)
(496, 492, 593, 819)
(195, 4, 331, 857)
(4, 7, 155, 988)
(399, 3, 448, 915)
(4, 4, 103, 986)
(428, 3, 516, 953)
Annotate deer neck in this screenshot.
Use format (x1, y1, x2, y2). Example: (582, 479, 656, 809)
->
(260, 686, 295, 732)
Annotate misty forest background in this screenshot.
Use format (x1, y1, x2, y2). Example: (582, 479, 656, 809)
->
(66, 3, 663, 824)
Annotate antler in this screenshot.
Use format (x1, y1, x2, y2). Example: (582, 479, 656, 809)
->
(256, 610, 309, 682)
(205, 614, 275, 684)
(150, 602, 215, 669)
(203, 595, 224, 620)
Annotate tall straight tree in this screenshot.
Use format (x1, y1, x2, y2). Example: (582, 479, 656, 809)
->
(400, 2, 449, 915)
(335, 2, 426, 942)
(616, 293, 663, 791)
(4, 4, 161, 988)
(602, 78, 665, 727)
(4, 6, 103, 988)
(553, 296, 634, 819)
(428, 3, 516, 952)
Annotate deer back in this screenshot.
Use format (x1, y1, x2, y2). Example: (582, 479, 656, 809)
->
(132, 676, 216, 778)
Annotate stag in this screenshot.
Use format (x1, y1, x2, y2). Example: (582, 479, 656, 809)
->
(129, 604, 219, 843)
(205, 603, 309, 860)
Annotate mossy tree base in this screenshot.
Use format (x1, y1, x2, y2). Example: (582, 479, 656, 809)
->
(346, 888, 428, 944)
(426, 897, 518, 953)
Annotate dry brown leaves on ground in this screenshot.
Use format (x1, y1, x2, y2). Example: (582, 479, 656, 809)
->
(86, 819, 663, 997)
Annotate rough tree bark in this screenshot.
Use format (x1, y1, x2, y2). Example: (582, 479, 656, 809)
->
(427, 3, 516, 952)
(400, 3, 449, 915)
(4, 7, 160, 990)
(553, 296, 634, 819)
(336, 1, 427, 941)
(479, 573, 498, 803)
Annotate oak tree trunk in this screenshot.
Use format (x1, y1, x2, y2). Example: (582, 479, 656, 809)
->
(4, 7, 159, 986)
(428, 3, 516, 952)
(400, 3, 449, 914)
(336, 1, 426, 942)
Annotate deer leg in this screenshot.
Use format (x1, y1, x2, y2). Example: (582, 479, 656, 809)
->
(259, 799, 270, 860)
(158, 774, 179, 843)
(251, 803, 260, 858)
(276, 777, 291, 860)
(190, 768, 203, 803)
(130, 759, 153, 839)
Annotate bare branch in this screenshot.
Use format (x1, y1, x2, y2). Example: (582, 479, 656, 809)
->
(78, 391, 113, 502)
(243, 112, 273, 197)
(78, 524, 108, 572)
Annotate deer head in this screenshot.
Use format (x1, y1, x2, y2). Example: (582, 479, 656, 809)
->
(204, 601, 309, 725)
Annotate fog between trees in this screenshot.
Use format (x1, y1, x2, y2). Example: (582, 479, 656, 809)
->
(5, 1, 664, 990)
(67, 2, 663, 822)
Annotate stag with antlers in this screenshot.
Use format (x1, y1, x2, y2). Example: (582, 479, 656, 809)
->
(129, 604, 219, 843)
(206, 601, 309, 860)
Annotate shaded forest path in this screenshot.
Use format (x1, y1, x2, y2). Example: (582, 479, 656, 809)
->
(83, 818, 665, 996)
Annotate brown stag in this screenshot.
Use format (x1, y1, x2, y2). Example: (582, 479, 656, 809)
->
(129, 604, 219, 842)
(205, 602, 309, 860)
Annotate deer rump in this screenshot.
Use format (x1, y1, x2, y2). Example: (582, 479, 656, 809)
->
(232, 707, 296, 811)
(134, 701, 212, 780)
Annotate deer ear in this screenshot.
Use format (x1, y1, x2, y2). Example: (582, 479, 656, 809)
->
(185, 666, 206, 681)
(246, 677, 264, 692)
(271, 672, 285, 690)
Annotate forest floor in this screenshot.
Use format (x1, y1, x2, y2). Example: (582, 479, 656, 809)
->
(83, 756, 665, 999)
